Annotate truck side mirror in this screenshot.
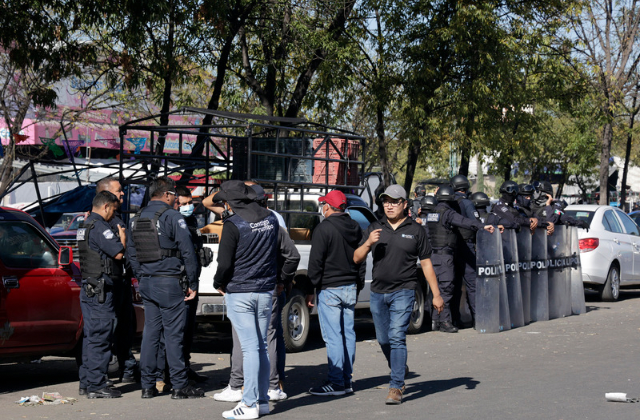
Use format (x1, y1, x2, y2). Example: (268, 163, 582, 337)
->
(59, 246, 73, 266)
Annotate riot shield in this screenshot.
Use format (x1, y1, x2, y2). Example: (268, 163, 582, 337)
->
(502, 229, 524, 328)
(569, 226, 586, 315)
(516, 229, 533, 325)
(530, 228, 549, 322)
(562, 226, 573, 317)
(547, 225, 569, 319)
(475, 230, 510, 333)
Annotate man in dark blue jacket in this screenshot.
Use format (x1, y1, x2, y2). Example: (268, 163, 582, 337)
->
(306, 190, 364, 396)
(213, 180, 280, 419)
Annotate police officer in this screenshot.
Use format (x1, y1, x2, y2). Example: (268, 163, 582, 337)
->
(471, 192, 512, 229)
(127, 176, 204, 399)
(77, 191, 126, 398)
(516, 184, 536, 217)
(423, 186, 494, 332)
(530, 181, 557, 234)
(492, 181, 539, 232)
(450, 174, 481, 328)
(552, 199, 590, 228)
(95, 177, 139, 383)
(410, 185, 426, 220)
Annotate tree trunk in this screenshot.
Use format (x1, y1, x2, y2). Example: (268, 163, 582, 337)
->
(458, 146, 469, 177)
(621, 90, 639, 208)
(375, 105, 392, 188)
(404, 137, 421, 192)
(599, 122, 613, 205)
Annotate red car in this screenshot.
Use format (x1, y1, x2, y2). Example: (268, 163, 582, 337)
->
(0, 207, 83, 362)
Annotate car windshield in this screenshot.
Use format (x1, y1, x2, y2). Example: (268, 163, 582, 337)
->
(564, 210, 595, 226)
(52, 213, 78, 229)
(68, 215, 86, 230)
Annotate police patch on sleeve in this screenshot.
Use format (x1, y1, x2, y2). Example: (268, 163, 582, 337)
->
(542, 210, 547, 217)
(427, 213, 440, 222)
(474, 211, 480, 218)
(76, 228, 86, 241)
(500, 206, 508, 212)
(178, 219, 187, 229)
(103, 229, 115, 240)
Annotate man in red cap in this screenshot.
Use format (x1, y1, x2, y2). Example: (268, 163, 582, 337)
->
(306, 190, 364, 396)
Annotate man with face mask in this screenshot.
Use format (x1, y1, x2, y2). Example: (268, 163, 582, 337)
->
(530, 181, 557, 234)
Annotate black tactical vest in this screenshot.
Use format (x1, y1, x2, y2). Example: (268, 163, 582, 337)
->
(426, 206, 458, 249)
(77, 220, 123, 279)
(131, 207, 181, 263)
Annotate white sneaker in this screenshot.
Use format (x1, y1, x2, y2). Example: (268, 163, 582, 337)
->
(214, 385, 243, 402)
(267, 388, 287, 401)
(222, 402, 259, 419)
(259, 403, 270, 415)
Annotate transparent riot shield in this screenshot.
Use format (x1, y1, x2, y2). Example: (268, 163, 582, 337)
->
(475, 230, 509, 333)
(562, 226, 573, 317)
(516, 229, 532, 325)
(569, 226, 586, 315)
(530, 228, 549, 322)
(502, 229, 524, 328)
(547, 225, 569, 319)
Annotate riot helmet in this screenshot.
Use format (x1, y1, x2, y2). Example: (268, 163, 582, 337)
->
(436, 185, 456, 202)
(414, 184, 426, 197)
(450, 174, 471, 191)
(420, 195, 438, 212)
(518, 184, 535, 196)
(470, 192, 490, 209)
(533, 180, 553, 195)
(499, 180, 519, 197)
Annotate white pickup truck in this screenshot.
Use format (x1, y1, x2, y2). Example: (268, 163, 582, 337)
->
(194, 193, 429, 352)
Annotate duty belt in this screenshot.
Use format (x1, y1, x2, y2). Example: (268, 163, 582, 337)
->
(432, 248, 454, 256)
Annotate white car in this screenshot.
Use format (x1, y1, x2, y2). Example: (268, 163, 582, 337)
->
(564, 204, 640, 301)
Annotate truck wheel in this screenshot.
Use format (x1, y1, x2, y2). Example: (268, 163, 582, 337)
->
(407, 282, 425, 334)
(282, 290, 310, 353)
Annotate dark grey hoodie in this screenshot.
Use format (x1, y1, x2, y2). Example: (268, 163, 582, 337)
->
(307, 212, 364, 292)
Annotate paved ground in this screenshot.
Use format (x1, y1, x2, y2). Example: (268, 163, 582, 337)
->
(2, 290, 640, 420)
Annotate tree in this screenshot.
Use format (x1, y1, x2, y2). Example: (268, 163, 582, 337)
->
(564, 0, 640, 204)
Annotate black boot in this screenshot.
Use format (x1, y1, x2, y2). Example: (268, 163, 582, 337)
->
(171, 385, 205, 399)
(87, 387, 122, 399)
(439, 321, 458, 333)
(141, 388, 159, 399)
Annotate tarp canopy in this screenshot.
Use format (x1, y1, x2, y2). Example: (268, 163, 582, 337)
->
(28, 185, 95, 228)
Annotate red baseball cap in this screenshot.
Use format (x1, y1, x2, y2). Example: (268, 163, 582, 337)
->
(319, 190, 347, 210)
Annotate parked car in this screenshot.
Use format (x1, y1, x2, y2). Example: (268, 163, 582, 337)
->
(627, 210, 640, 227)
(564, 205, 640, 301)
(0, 207, 83, 362)
(50, 212, 87, 260)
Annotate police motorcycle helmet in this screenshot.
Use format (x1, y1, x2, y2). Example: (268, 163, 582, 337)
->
(435, 185, 456, 202)
(420, 195, 438, 212)
(450, 174, 471, 191)
(470, 192, 490, 209)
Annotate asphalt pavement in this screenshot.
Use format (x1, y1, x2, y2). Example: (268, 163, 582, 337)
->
(2, 290, 640, 420)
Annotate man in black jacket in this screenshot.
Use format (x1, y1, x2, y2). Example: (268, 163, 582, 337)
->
(306, 190, 364, 397)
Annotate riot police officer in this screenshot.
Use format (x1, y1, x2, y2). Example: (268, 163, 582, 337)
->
(530, 181, 557, 234)
(422, 187, 494, 332)
(471, 192, 513, 229)
(95, 177, 139, 383)
(450, 174, 481, 328)
(127, 176, 204, 399)
(77, 191, 126, 398)
(516, 184, 536, 217)
(492, 181, 540, 231)
(410, 184, 426, 220)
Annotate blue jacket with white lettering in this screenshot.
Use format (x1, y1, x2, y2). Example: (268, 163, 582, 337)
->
(213, 212, 279, 293)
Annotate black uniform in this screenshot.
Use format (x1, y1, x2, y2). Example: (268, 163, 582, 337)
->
(127, 200, 198, 392)
(452, 192, 482, 325)
(109, 212, 138, 381)
(425, 202, 485, 324)
(492, 198, 534, 229)
(476, 208, 519, 228)
(77, 212, 124, 393)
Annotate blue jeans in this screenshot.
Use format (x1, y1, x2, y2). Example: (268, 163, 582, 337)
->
(317, 284, 357, 387)
(226, 291, 273, 408)
(369, 289, 415, 389)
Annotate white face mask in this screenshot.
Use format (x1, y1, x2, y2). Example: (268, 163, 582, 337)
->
(321, 203, 328, 219)
(179, 203, 194, 217)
